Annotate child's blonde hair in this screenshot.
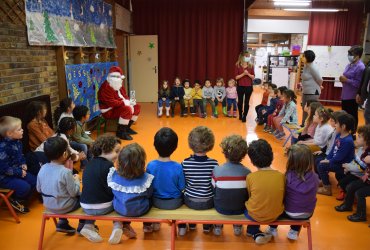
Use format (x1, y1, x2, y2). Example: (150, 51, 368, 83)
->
(220, 135, 248, 163)
(228, 79, 236, 86)
(286, 144, 314, 181)
(188, 126, 215, 153)
(216, 77, 224, 85)
(0, 116, 21, 137)
(117, 143, 146, 179)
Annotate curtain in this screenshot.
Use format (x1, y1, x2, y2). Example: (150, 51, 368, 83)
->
(132, 0, 253, 85)
(308, 2, 364, 46)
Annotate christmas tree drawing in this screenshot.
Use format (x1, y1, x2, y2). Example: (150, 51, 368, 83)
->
(43, 11, 56, 43)
(72, 83, 80, 100)
(108, 29, 113, 46)
(28, 19, 35, 31)
(90, 27, 96, 45)
(65, 20, 73, 43)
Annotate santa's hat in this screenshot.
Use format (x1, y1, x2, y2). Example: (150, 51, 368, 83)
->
(108, 66, 125, 79)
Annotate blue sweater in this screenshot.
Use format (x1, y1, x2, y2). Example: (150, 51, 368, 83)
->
(266, 97, 279, 114)
(327, 134, 354, 166)
(146, 160, 185, 199)
(107, 168, 154, 217)
(0, 137, 25, 181)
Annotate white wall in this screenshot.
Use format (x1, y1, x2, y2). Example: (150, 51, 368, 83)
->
(248, 19, 309, 34)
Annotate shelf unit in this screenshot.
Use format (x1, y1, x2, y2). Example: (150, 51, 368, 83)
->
(266, 55, 299, 84)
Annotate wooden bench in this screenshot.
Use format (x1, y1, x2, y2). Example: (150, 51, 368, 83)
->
(39, 206, 312, 250)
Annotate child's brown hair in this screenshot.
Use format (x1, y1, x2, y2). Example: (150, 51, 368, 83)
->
(305, 101, 322, 126)
(92, 134, 121, 157)
(286, 144, 314, 181)
(117, 143, 146, 179)
(316, 107, 331, 124)
(188, 126, 215, 153)
(357, 125, 370, 146)
(216, 77, 224, 85)
(220, 135, 248, 163)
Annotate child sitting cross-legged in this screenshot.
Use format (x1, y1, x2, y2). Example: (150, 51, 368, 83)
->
(265, 144, 319, 241)
(145, 127, 185, 232)
(36, 137, 84, 235)
(107, 143, 154, 230)
(180, 126, 218, 236)
(212, 135, 251, 236)
(80, 135, 136, 244)
(245, 139, 285, 245)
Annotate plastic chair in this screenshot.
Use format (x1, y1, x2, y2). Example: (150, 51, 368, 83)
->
(96, 115, 107, 136)
(282, 123, 301, 147)
(0, 189, 20, 223)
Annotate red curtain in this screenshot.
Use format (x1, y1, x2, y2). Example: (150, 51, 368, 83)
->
(308, 1, 364, 46)
(132, 0, 252, 85)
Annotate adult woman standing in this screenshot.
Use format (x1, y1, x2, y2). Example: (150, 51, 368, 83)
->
(235, 51, 255, 123)
(339, 45, 365, 131)
(300, 50, 323, 126)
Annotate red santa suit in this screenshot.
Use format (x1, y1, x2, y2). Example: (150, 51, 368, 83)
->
(98, 67, 140, 125)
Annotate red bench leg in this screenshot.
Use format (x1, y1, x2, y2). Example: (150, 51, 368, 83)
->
(306, 222, 312, 250)
(171, 221, 176, 250)
(38, 215, 47, 250)
(0, 191, 20, 223)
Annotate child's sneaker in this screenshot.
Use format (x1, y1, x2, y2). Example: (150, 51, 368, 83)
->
(212, 114, 218, 118)
(9, 198, 29, 214)
(108, 228, 123, 245)
(202, 224, 212, 234)
(269, 129, 275, 134)
(143, 225, 153, 233)
(263, 126, 270, 132)
(189, 224, 197, 230)
(254, 233, 272, 244)
(178, 226, 187, 236)
(287, 229, 299, 240)
(122, 224, 137, 238)
(265, 226, 278, 237)
(56, 222, 76, 234)
(152, 223, 161, 231)
(275, 132, 286, 139)
(231, 225, 242, 236)
(336, 189, 345, 201)
(80, 226, 103, 243)
(213, 225, 223, 236)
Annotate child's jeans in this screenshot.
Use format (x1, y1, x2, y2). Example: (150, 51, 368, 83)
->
(0, 174, 36, 200)
(269, 212, 312, 232)
(193, 99, 205, 114)
(317, 162, 345, 185)
(227, 98, 237, 112)
(178, 196, 213, 229)
(158, 98, 171, 107)
(342, 180, 370, 216)
(70, 141, 90, 167)
(214, 98, 226, 107)
(171, 99, 185, 115)
(83, 205, 126, 229)
(203, 98, 216, 115)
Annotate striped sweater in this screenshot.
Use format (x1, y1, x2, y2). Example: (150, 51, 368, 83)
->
(182, 155, 218, 199)
(212, 162, 251, 215)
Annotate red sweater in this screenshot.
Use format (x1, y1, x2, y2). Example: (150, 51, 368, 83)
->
(261, 90, 269, 106)
(235, 66, 254, 87)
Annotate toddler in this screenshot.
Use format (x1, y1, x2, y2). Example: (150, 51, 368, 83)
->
(170, 77, 185, 117)
(202, 79, 217, 118)
(54, 97, 75, 126)
(213, 78, 227, 116)
(183, 79, 194, 116)
(226, 79, 238, 118)
(273, 89, 298, 139)
(158, 80, 171, 117)
(191, 81, 205, 118)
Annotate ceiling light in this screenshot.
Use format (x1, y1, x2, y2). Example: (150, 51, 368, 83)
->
(274, 2, 310, 6)
(284, 8, 348, 12)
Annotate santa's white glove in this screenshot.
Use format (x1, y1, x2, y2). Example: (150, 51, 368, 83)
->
(123, 99, 130, 106)
(130, 99, 136, 106)
(130, 105, 134, 113)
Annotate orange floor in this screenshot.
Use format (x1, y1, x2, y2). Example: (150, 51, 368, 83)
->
(0, 87, 369, 250)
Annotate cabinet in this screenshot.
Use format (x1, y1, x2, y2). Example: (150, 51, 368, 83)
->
(266, 55, 299, 87)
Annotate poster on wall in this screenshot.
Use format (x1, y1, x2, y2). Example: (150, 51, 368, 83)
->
(65, 62, 118, 120)
(25, 0, 115, 48)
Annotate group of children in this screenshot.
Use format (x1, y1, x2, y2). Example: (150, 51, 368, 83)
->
(157, 77, 238, 118)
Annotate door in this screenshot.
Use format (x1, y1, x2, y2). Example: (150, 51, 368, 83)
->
(129, 35, 158, 102)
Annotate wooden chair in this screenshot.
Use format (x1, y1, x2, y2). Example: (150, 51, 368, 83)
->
(95, 115, 118, 136)
(0, 189, 20, 223)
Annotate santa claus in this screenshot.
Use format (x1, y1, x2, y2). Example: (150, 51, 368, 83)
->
(98, 66, 140, 140)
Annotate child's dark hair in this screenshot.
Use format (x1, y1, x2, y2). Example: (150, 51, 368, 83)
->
(283, 89, 297, 103)
(56, 117, 76, 135)
(329, 110, 346, 122)
(316, 107, 331, 124)
(277, 86, 287, 95)
(183, 79, 190, 85)
(44, 136, 68, 161)
(270, 83, 277, 89)
(154, 127, 178, 157)
(117, 143, 146, 179)
(337, 113, 355, 133)
(92, 134, 121, 157)
(194, 80, 201, 86)
(54, 97, 73, 126)
(357, 125, 370, 146)
(220, 135, 248, 163)
(188, 126, 215, 153)
(286, 144, 314, 181)
(26, 101, 47, 122)
(72, 105, 89, 121)
(273, 89, 279, 95)
(306, 101, 322, 125)
(247, 139, 273, 168)
(204, 78, 211, 84)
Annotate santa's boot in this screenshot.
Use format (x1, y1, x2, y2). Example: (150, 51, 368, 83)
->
(116, 125, 133, 140)
(127, 120, 137, 135)
(158, 106, 163, 117)
(165, 107, 170, 117)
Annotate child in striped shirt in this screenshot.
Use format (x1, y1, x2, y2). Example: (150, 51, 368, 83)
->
(180, 126, 218, 236)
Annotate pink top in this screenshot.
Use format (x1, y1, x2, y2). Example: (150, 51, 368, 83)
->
(226, 86, 237, 99)
(302, 122, 318, 138)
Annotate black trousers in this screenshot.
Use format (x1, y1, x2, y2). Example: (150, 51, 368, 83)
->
(237, 86, 253, 118)
(338, 173, 359, 191)
(341, 99, 358, 131)
(343, 179, 370, 216)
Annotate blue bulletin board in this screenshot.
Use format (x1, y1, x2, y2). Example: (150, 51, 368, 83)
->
(65, 62, 118, 120)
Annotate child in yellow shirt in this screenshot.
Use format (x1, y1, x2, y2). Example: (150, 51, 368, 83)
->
(191, 81, 205, 118)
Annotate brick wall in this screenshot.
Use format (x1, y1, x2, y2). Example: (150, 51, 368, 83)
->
(0, 22, 59, 112)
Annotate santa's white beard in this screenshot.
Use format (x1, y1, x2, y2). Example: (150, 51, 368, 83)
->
(108, 78, 123, 91)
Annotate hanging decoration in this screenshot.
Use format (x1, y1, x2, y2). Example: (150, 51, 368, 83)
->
(25, 0, 115, 48)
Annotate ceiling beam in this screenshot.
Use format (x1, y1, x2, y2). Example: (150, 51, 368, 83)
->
(248, 9, 310, 19)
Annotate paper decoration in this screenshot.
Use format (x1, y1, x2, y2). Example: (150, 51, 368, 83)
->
(25, 0, 115, 48)
(149, 42, 155, 49)
(65, 62, 118, 120)
(137, 51, 142, 56)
